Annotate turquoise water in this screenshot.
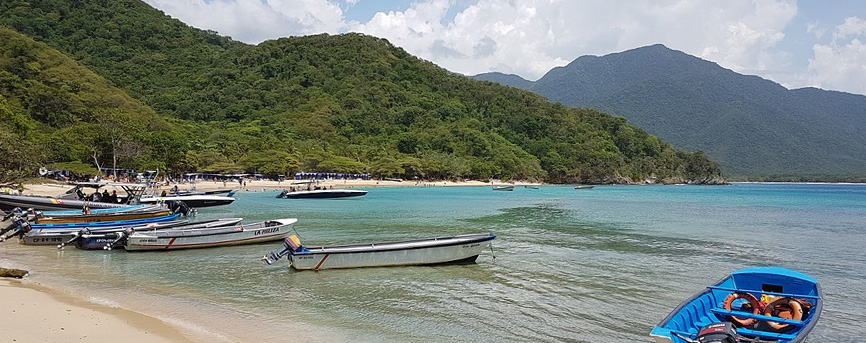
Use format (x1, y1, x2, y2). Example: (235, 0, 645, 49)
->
(1, 183, 864, 342)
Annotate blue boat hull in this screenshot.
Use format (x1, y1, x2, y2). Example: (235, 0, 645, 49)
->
(650, 267, 822, 343)
(28, 213, 181, 230)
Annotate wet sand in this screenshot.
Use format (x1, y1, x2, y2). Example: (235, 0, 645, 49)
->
(0, 278, 193, 343)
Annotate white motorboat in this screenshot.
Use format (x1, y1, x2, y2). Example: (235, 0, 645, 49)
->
(125, 218, 297, 251)
(262, 233, 496, 270)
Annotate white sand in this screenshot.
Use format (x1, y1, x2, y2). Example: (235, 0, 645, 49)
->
(0, 279, 192, 343)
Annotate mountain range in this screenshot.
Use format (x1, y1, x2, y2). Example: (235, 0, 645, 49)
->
(474, 44, 866, 179)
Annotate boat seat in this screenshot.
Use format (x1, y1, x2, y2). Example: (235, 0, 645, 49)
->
(735, 328, 798, 341)
(709, 308, 805, 327)
(706, 286, 821, 300)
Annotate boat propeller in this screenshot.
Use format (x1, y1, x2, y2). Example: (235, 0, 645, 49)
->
(103, 231, 129, 251)
(0, 218, 28, 242)
(58, 228, 90, 249)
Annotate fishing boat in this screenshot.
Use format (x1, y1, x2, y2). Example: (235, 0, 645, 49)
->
(18, 213, 181, 231)
(650, 267, 822, 343)
(32, 207, 174, 224)
(9, 219, 193, 245)
(0, 213, 184, 243)
(124, 218, 297, 251)
(262, 233, 497, 270)
(32, 204, 157, 216)
(574, 185, 595, 189)
(0, 182, 150, 211)
(276, 188, 367, 199)
(73, 217, 244, 250)
(492, 184, 514, 191)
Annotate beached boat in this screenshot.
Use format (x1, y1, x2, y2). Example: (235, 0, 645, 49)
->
(262, 233, 497, 270)
(33, 208, 173, 224)
(574, 185, 595, 189)
(0, 182, 150, 211)
(650, 267, 822, 343)
(18, 213, 182, 231)
(10, 219, 193, 245)
(0, 213, 185, 243)
(124, 218, 297, 251)
(276, 188, 367, 199)
(492, 184, 514, 191)
(73, 217, 244, 250)
(34, 204, 157, 216)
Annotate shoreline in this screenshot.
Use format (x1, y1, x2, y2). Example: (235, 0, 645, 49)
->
(0, 278, 195, 343)
(11, 178, 523, 197)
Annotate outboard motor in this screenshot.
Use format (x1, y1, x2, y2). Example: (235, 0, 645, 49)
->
(166, 200, 194, 217)
(695, 322, 737, 343)
(0, 218, 29, 241)
(276, 190, 288, 198)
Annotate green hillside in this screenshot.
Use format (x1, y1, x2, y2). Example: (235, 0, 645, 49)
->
(0, 0, 722, 184)
(475, 45, 866, 180)
(0, 27, 176, 180)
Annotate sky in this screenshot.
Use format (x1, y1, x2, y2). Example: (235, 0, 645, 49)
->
(142, 0, 866, 96)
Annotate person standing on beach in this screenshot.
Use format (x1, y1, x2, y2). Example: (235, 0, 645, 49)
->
(16, 182, 24, 195)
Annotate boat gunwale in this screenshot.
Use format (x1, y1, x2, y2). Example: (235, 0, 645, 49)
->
(131, 218, 297, 239)
(293, 233, 496, 255)
(652, 269, 823, 343)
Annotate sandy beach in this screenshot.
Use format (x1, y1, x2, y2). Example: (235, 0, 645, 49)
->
(0, 278, 192, 343)
(10, 178, 521, 197)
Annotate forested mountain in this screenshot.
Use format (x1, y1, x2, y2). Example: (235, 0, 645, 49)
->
(474, 72, 535, 90)
(0, 0, 722, 184)
(472, 45, 866, 180)
(0, 27, 173, 180)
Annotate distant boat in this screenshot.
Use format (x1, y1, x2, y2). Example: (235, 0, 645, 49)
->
(276, 189, 367, 199)
(492, 184, 515, 191)
(650, 267, 822, 343)
(574, 185, 595, 189)
(524, 185, 539, 189)
(124, 218, 297, 251)
(262, 233, 496, 270)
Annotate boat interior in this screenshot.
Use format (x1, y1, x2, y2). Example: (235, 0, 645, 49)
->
(658, 271, 822, 342)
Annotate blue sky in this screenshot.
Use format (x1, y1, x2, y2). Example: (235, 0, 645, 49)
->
(145, 0, 866, 96)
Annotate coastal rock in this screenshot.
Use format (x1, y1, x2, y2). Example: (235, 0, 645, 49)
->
(0, 267, 29, 278)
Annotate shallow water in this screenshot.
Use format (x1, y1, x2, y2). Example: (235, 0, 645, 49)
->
(1, 183, 864, 342)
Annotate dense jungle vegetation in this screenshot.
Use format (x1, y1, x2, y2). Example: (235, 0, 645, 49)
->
(0, 0, 721, 183)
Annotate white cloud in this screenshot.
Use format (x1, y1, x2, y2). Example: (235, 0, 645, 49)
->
(350, 0, 797, 81)
(143, 0, 345, 43)
(804, 17, 866, 95)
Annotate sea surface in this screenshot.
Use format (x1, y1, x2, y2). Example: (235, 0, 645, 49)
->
(1, 183, 864, 342)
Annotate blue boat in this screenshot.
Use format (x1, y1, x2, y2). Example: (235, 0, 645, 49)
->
(650, 267, 822, 343)
(23, 213, 181, 230)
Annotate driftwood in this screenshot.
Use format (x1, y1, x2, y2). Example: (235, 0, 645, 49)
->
(0, 267, 28, 278)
